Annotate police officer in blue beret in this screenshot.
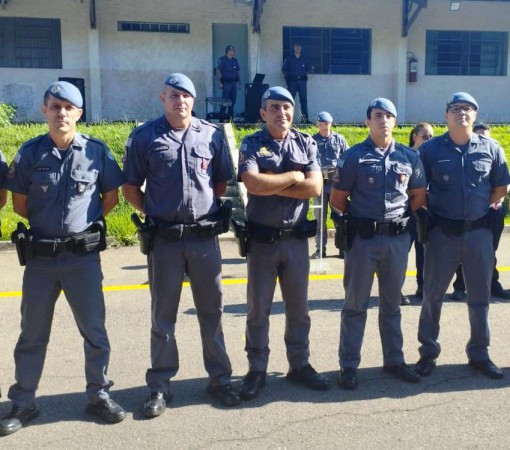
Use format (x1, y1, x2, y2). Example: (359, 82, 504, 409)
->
(122, 73, 240, 414)
(216, 45, 240, 121)
(237, 86, 330, 400)
(331, 98, 426, 390)
(311, 111, 349, 259)
(0, 81, 126, 436)
(415, 92, 510, 380)
(282, 43, 311, 123)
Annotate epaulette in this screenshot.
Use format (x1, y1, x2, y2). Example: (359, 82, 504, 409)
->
(291, 128, 312, 139)
(245, 129, 264, 139)
(78, 133, 106, 146)
(19, 134, 45, 151)
(197, 118, 221, 131)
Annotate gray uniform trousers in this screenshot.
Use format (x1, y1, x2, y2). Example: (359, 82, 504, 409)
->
(340, 233, 410, 369)
(313, 191, 330, 250)
(145, 235, 232, 393)
(8, 252, 111, 407)
(418, 227, 494, 361)
(246, 237, 311, 372)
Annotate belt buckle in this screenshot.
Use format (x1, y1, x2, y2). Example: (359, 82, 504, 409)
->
(463, 221, 473, 232)
(376, 223, 390, 234)
(280, 229, 293, 239)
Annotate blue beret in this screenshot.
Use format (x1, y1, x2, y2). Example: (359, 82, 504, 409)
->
(367, 97, 397, 118)
(164, 73, 196, 98)
(261, 86, 295, 106)
(45, 81, 83, 108)
(317, 111, 333, 123)
(446, 92, 478, 111)
(225, 45, 235, 53)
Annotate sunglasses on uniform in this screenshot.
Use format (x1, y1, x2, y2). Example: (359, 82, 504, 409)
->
(418, 133, 433, 141)
(448, 104, 475, 114)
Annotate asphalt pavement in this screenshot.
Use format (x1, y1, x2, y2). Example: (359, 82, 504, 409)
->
(1, 235, 510, 449)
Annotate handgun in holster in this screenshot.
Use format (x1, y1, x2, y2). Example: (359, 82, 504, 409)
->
(11, 222, 33, 266)
(331, 211, 352, 252)
(230, 218, 250, 257)
(414, 207, 430, 244)
(131, 213, 156, 255)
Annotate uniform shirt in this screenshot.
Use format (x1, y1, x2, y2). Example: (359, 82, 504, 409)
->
(123, 116, 232, 223)
(282, 54, 310, 79)
(313, 131, 349, 193)
(7, 133, 124, 239)
(420, 132, 510, 221)
(216, 56, 240, 82)
(333, 137, 426, 222)
(0, 150, 8, 188)
(238, 127, 320, 228)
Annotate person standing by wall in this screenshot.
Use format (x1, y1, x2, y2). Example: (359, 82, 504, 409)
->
(282, 43, 311, 123)
(216, 45, 240, 122)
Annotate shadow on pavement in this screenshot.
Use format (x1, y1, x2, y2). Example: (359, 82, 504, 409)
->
(1, 365, 509, 429)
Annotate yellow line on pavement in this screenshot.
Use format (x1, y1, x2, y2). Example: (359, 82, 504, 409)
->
(0, 267, 509, 298)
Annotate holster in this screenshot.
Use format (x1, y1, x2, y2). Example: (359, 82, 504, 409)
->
(331, 211, 352, 251)
(131, 213, 156, 255)
(195, 199, 233, 237)
(231, 218, 250, 257)
(295, 219, 318, 239)
(11, 222, 32, 266)
(414, 208, 430, 244)
(71, 217, 107, 254)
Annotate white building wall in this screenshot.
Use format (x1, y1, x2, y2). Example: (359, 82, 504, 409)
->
(255, 0, 407, 123)
(95, 0, 253, 121)
(406, 0, 510, 124)
(1, 0, 509, 123)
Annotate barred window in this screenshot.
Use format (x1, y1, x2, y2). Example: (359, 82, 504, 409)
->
(118, 21, 190, 34)
(426, 30, 508, 76)
(0, 17, 62, 69)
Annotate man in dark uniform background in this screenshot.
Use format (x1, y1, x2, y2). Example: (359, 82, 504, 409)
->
(216, 45, 240, 121)
(282, 42, 311, 123)
(416, 92, 510, 380)
(311, 111, 349, 259)
(0, 81, 126, 436)
(237, 86, 330, 401)
(331, 98, 426, 390)
(122, 73, 240, 416)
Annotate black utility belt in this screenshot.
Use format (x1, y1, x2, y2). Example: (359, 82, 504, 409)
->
(247, 219, 317, 244)
(31, 231, 103, 257)
(431, 214, 491, 235)
(157, 222, 223, 241)
(350, 217, 409, 238)
(220, 78, 238, 83)
(289, 75, 308, 81)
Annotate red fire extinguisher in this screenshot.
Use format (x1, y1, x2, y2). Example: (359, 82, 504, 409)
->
(408, 55, 418, 83)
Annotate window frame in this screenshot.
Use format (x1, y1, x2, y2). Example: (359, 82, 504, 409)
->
(0, 17, 62, 69)
(425, 30, 508, 76)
